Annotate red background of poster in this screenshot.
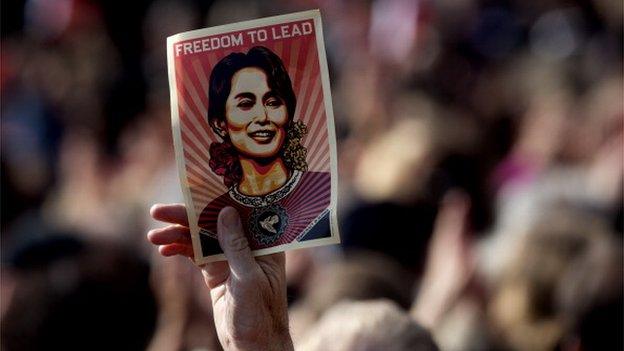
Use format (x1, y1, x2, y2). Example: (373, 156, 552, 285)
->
(172, 19, 330, 214)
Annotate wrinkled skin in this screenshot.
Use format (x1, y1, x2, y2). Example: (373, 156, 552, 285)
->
(148, 204, 294, 351)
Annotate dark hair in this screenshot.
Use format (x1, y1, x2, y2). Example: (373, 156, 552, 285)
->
(1, 235, 157, 350)
(207, 46, 307, 187)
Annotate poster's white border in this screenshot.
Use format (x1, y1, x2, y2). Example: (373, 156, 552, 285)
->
(167, 9, 340, 265)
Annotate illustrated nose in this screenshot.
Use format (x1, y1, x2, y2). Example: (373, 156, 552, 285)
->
(255, 106, 269, 125)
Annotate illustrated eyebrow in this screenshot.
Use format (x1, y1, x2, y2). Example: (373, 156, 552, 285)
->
(262, 91, 281, 101)
(234, 92, 255, 100)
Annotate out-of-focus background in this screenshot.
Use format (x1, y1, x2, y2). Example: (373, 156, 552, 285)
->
(1, 0, 622, 350)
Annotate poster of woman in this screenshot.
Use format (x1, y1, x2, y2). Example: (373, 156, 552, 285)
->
(167, 10, 339, 264)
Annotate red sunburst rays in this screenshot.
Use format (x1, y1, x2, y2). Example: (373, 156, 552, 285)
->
(175, 28, 332, 208)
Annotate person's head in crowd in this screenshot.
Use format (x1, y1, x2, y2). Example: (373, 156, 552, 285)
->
(300, 250, 414, 312)
(1, 234, 157, 350)
(345, 92, 494, 270)
(354, 111, 434, 205)
(488, 205, 622, 351)
(289, 250, 415, 343)
(345, 115, 437, 270)
(297, 300, 439, 351)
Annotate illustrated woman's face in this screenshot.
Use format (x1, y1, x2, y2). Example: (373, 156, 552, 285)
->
(222, 67, 288, 159)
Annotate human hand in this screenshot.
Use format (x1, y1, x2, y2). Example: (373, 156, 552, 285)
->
(148, 204, 294, 351)
(411, 190, 474, 328)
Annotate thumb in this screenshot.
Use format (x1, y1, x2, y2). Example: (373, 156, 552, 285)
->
(217, 207, 257, 276)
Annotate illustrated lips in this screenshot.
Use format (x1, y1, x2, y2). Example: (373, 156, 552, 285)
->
(248, 130, 276, 142)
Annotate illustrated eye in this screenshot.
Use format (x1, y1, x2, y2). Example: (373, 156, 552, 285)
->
(265, 97, 283, 108)
(237, 99, 254, 109)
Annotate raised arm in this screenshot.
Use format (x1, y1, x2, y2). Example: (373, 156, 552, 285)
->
(148, 204, 294, 351)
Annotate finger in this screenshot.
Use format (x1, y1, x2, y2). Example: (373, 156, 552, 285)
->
(435, 190, 470, 239)
(150, 203, 189, 226)
(257, 252, 286, 268)
(201, 261, 230, 289)
(217, 207, 257, 276)
(147, 225, 192, 245)
(158, 243, 194, 258)
(256, 252, 286, 282)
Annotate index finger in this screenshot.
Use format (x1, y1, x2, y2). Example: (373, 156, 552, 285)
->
(150, 203, 189, 226)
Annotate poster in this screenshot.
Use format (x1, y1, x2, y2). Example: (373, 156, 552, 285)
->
(167, 10, 340, 264)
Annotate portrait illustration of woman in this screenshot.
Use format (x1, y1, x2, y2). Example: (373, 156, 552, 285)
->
(198, 46, 331, 256)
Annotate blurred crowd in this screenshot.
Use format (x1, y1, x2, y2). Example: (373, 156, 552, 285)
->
(1, 0, 622, 350)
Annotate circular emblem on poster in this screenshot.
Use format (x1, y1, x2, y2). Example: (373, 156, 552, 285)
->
(250, 204, 289, 245)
